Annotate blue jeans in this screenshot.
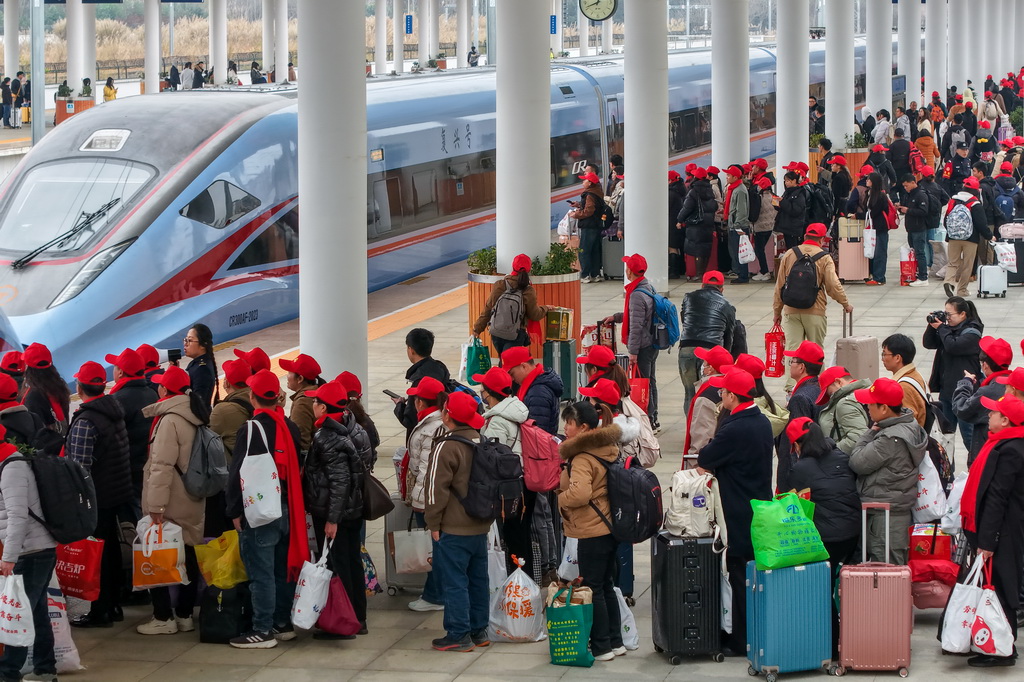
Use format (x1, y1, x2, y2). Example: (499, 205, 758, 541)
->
(579, 228, 603, 279)
(940, 396, 974, 460)
(413, 512, 443, 605)
(434, 532, 488, 639)
(0, 549, 57, 680)
(870, 228, 889, 282)
(728, 229, 749, 281)
(907, 231, 929, 281)
(240, 511, 292, 634)
(926, 228, 941, 267)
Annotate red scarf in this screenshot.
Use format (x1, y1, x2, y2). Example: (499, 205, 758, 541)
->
(723, 179, 743, 220)
(0, 400, 19, 412)
(254, 406, 309, 582)
(621, 277, 645, 345)
(0, 442, 17, 463)
(147, 395, 176, 443)
(960, 425, 1024, 533)
(791, 375, 814, 396)
(22, 387, 65, 423)
(517, 364, 545, 401)
(981, 369, 1011, 387)
(417, 406, 440, 422)
(733, 401, 756, 413)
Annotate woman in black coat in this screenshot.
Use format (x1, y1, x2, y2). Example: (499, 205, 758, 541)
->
(923, 296, 984, 452)
(676, 174, 718, 280)
(774, 172, 808, 248)
(183, 323, 218, 407)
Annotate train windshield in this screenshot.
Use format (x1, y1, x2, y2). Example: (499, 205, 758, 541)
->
(0, 158, 153, 255)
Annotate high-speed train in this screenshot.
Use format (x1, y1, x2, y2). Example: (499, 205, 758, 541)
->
(0, 37, 898, 379)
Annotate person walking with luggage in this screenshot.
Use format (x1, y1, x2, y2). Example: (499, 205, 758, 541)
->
(952, 336, 1013, 466)
(882, 334, 930, 429)
(696, 369, 773, 657)
(136, 366, 209, 636)
(280, 353, 324, 454)
(853, 172, 894, 285)
(500, 346, 563, 436)
(777, 341, 824, 491)
(816, 366, 871, 455)
(557, 399, 626, 662)
(391, 328, 451, 437)
(849, 378, 929, 565)
(959, 393, 1024, 668)
(722, 165, 752, 284)
(941, 176, 991, 296)
(676, 167, 717, 281)
(677, 270, 736, 413)
(899, 175, 932, 286)
(473, 253, 547, 354)
(923, 296, 984, 451)
(107, 348, 158, 513)
(569, 172, 606, 283)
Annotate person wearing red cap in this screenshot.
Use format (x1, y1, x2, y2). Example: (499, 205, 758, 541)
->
(957, 393, 1024, 668)
(0, 350, 24, 394)
(21, 342, 70, 434)
(721, 353, 788, 436)
(696, 368, 773, 656)
(677, 271, 737, 411)
(577, 344, 627, 396)
(722, 164, 751, 284)
(917, 163, 949, 270)
(683, 345, 733, 462)
(816, 366, 871, 454)
(209, 358, 253, 461)
(776, 341, 825, 489)
(333, 371, 380, 455)
(182, 323, 218, 407)
(992, 160, 1024, 222)
(941, 177, 991, 297)
(279, 353, 324, 453)
(675, 166, 718, 281)
(0, 373, 42, 447)
(106, 348, 159, 510)
(749, 172, 777, 281)
(775, 170, 810, 249)
(423, 391, 491, 652)
(224, 369, 307, 648)
(980, 89, 1006, 131)
(136, 343, 165, 390)
(392, 328, 452, 437)
(952, 336, 1014, 465)
(500, 346, 563, 435)
(849, 377, 928, 565)
(65, 361, 133, 628)
(569, 171, 606, 282)
(473, 253, 548, 348)
(667, 168, 689, 279)
(137, 365, 210, 636)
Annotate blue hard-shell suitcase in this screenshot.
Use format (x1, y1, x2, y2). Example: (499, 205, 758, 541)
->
(746, 561, 832, 681)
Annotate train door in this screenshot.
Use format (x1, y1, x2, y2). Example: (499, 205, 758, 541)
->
(606, 97, 623, 159)
(368, 179, 393, 239)
(412, 169, 438, 222)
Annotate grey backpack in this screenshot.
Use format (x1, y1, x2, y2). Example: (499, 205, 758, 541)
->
(945, 200, 975, 241)
(489, 281, 525, 341)
(181, 424, 228, 498)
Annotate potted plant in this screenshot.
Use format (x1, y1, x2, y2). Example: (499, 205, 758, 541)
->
(467, 242, 582, 358)
(839, 132, 872, 176)
(430, 52, 447, 70)
(56, 82, 72, 99)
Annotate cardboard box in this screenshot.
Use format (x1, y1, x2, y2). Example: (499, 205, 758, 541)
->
(545, 307, 573, 342)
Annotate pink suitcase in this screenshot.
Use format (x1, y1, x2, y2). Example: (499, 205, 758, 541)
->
(836, 238, 870, 283)
(834, 503, 913, 677)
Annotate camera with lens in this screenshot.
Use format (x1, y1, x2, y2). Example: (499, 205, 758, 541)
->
(927, 311, 948, 324)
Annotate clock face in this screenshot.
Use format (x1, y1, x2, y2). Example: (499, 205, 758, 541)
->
(580, 0, 616, 22)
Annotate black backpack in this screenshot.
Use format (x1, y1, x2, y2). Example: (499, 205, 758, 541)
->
(804, 183, 835, 224)
(582, 454, 662, 544)
(0, 453, 98, 544)
(442, 435, 525, 522)
(781, 247, 829, 309)
(748, 190, 762, 224)
(598, 200, 616, 232)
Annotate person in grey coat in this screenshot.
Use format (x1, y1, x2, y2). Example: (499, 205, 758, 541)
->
(723, 164, 752, 284)
(0, 424, 57, 681)
(952, 336, 1014, 466)
(849, 378, 929, 565)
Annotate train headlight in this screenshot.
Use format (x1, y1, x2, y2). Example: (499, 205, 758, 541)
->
(49, 239, 135, 309)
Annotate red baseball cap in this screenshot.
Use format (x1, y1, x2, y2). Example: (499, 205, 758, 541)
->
(576, 344, 617, 369)
(622, 253, 648, 274)
(805, 223, 828, 238)
(707, 369, 755, 399)
(74, 361, 107, 387)
(979, 336, 1013, 368)
(578, 172, 600, 184)
(726, 164, 745, 178)
(246, 369, 281, 401)
(830, 155, 847, 166)
(22, 343, 52, 369)
(692, 167, 709, 180)
(754, 176, 773, 190)
(871, 144, 887, 153)
(105, 349, 145, 377)
(985, 90, 993, 98)
(500, 346, 533, 370)
(815, 366, 852, 406)
(956, 94, 964, 101)
(335, 371, 363, 397)
(752, 158, 768, 170)
(784, 340, 825, 365)
(706, 165, 720, 175)
(668, 170, 682, 182)
(222, 359, 251, 386)
(685, 163, 698, 173)
(853, 377, 904, 407)
(964, 101, 974, 109)
(473, 366, 513, 395)
(997, 367, 1024, 392)
(279, 353, 322, 381)
(720, 353, 766, 380)
(980, 394, 1024, 426)
(0, 351, 24, 374)
(785, 416, 814, 445)
(859, 164, 874, 177)
(136, 344, 160, 368)
(407, 376, 446, 400)
(694, 345, 734, 373)
(511, 253, 532, 273)
(153, 366, 191, 395)
(445, 390, 485, 429)
(920, 165, 935, 177)
(307, 381, 349, 411)
(702, 270, 725, 286)
(782, 162, 799, 171)
(931, 91, 940, 98)
(962, 176, 981, 189)
(1001, 162, 1014, 173)
(579, 377, 622, 405)
(0, 374, 17, 401)
(979, 120, 991, 129)
(233, 347, 271, 373)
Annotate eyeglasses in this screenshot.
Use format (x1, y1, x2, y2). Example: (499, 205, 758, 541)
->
(183, 337, 197, 345)
(881, 351, 894, 358)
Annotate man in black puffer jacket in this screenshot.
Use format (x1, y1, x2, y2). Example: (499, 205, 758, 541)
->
(107, 348, 158, 510)
(775, 173, 809, 248)
(64, 361, 133, 629)
(303, 380, 372, 638)
(392, 328, 451, 437)
(501, 346, 563, 435)
(678, 271, 736, 412)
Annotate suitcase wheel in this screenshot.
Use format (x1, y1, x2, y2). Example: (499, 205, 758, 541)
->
(669, 655, 683, 666)
(387, 585, 398, 596)
(748, 666, 759, 677)
(654, 644, 664, 653)
(898, 669, 909, 679)
(831, 664, 846, 677)
(712, 652, 725, 663)
(765, 674, 778, 682)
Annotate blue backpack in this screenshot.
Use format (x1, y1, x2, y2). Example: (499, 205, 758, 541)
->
(994, 183, 1020, 221)
(634, 288, 679, 351)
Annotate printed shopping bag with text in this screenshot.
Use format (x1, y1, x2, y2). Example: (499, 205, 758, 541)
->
(750, 492, 829, 570)
(737, 232, 757, 264)
(132, 517, 189, 591)
(0, 574, 34, 647)
(628, 365, 650, 413)
(239, 420, 282, 528)
(291, 540, 332, 630)
(488, 557, 546, 643)
(764, 324, 786, 378)
(546, 584, 594, 667)
(971, 561, 1015, 658)
(195, 530, 248, 589)
(941, 559, 985, 653)
(55, 537, 104, 601)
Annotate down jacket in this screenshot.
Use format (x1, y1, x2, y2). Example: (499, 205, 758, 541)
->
(611, 277, 656, 356)
(817, 379, 871, 454)
(0, 450, 57, 562)
(677, 181, 718, 257)
(303, 415, 366, 524)
(0, 403, 43, 448)
(111, 377, 158, 474)
(521, 368, 564, 435)
(922, 318, 984, 399)
(788, 446, 861, 543)
(407, 410, 443, 511)
(774, 185, 808, 238)
(849, 410, 928, 514)
(142, 395, 205, 545)
(481, 396, 529, 456)
(558, 423, 621, 540)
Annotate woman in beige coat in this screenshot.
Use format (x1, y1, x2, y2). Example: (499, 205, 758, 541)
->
(136, 366, 210, 636)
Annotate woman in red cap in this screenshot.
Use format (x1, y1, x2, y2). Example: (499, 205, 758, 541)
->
(20, 342, 70, 437)
(577, 345, 630, 398)
(279, 353, 325, 454)
(675, 167, 718, 280)
(472, 253, 547, 354)
(750, 174, 777, 281)
(137, 366, 211, 636)
(0, 351, 24, 395)
(336, 371, 380, 452)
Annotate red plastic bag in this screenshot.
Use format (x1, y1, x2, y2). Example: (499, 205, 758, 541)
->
(318, 576, 361, 636)
(56, 538, 104, 601)
(764, 324, 786, 378)
(900, 247, 917, 286)
(909, 558, 960, 586)
(628, 365, 650, 413)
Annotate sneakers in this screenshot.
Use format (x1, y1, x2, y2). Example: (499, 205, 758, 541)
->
(470, 629, 490, 648)
(70, 613, 112, 628)
(909, 279, 929, 287)
(651, 421, 661, 434)
(865, 280, 883, 286)
(272, 624, 297, 641)
(408, 598, 444, 612)
(230, 631, 279, 649)
(612, 646, 627, 656)
(944, 282, 955, 297)
(594, 651, 616, 662)
(581, 276, 592, 284)
(752, 273, 771, 282)
(967, 654, 1015, 667)
(431, 634, 474, 652)
(23, 674, 57, 682)
(136, 618, 178, 635)
(175, 616, 195, 633)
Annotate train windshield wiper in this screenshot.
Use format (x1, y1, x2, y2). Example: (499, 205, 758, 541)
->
(11, 198, 121, 270)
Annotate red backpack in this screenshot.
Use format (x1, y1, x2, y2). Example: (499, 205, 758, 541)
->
(518, 420, 562, 493)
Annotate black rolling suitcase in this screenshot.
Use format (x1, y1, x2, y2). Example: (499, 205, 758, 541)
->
(651, 531, 723, 664)
(1002, 238, 1024, 285)
(602, 237, 625, 279)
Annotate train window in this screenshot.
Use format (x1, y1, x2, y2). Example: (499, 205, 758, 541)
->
(180, 180, 261, 229)
(228, 206, 299, 271)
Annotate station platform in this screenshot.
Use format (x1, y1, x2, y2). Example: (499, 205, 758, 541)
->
(63, 237, 1019, 681)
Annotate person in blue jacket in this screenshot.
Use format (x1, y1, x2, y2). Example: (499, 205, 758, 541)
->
(500, 346, 563, 435)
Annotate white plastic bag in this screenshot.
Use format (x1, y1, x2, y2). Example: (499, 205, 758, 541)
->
(557, 538, 579, 582)
(737, 232, 756, 264)
(863, 222, 877, 259)
(239, 420, 282, 528)
(721, 555, 733, 635)
(941, 472, 969, 535)
(614, 587, 639, 650)
(291, 541, 332, 630)
(972, 573, 1015, 657)
(557, 210, 577, 237)
(487, 523, 508, 596)
(993, 241, 1017, 273)
(941, 559, 984, 653)
(394, 528, 432, 574)
(133, 516, 189, 590)
(912, 454, 946, 523)
(487, 559, 546, 643)
(0, 574, 34, 647)
(22, 577, 83, 674)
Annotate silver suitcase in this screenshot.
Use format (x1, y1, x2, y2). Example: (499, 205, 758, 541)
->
(978, 264, 1008, 298)
(834, 311, 879, 381)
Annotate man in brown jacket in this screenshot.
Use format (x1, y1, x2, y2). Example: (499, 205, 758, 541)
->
(425, 391, 491, 652)
(773, 223, 853, 390)
(209, 359, 253, 459)
(882, 333, 929, 428)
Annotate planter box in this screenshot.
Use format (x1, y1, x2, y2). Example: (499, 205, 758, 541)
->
(809, 148, 870, 183)
(468, 272, 581, 360)
(139, 80, 170, 94)
(54, 98, 95, 125)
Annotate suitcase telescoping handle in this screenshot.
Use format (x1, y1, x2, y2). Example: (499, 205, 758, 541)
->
(861, 502, 890, 564)
(842, 309, 854, 339)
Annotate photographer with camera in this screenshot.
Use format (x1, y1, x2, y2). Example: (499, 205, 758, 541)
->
(923, 296, 984, 453)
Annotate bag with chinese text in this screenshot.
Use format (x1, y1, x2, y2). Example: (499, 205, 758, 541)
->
(55, 537, 104, 601)
(941, 558, 985, 653)
(290, 540, 332, 630)
(546, 584, 594, 667)
(238, 420, 282, 528)
(487, 556, 546, 643)
(0, 574, 34, 647)
(750, 492, 829, 570)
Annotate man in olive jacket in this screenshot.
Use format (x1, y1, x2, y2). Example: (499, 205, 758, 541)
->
(816, 366, 871, 454)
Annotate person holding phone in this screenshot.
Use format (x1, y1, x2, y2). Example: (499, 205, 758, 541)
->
(391, 329, 450, 438)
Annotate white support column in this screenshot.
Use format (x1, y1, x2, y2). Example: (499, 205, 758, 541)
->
(624, 0, 668, 291)
(394, 0, 405, 74)
(777, 0, 809, 180)
(456, 0, 469, 67)
(417, 0, 429, 64)
(896, 0, 920, 107)
(427, 0, 439, 60)
(375, 0, 388, 75)
(999, 0, 1014, 78)
(579, 18, 589, 56)
(275, 0, 289, 81)
(711, 0, 749, 170)
(297, 0, 368, 381)
(495, 0, 550, 272)
(66, 0, 84, 94)
(550, 0, 561, 55)
(946, 0, 966, 93)
(143, 0, 160, 95)
(83, 2, 95, 87)
(980, 0, 995, 90)
(262, 0, 274, 71)
(4, 0, 20, 76)
(865, 0, 891, 116)
(210, 0, 227, 85)
(964, 1, 980, 95)
(601, 17, 612, 54)
(825, 0, 855, 147)
(1016, 0, 1024, 75)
